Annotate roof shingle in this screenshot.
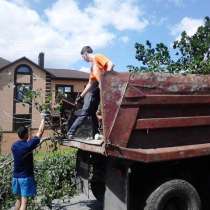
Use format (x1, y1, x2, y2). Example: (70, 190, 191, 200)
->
(0, 57, 10, 69)
(0, 56, 89, 80)
(47, 68, 89, 80)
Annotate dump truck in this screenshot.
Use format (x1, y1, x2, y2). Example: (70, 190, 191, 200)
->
(63, 71, 210, 210)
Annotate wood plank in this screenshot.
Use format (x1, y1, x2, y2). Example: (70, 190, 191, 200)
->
(64, 138, 104, 145)
(123, 95, 210, 105)
(62, 139, 104, 154)
(135, 116, 210, 129)
(106, 143, 210, 163)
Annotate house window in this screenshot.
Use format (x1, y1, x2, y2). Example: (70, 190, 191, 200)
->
(15, 84, 31, 102)
(16, 65, 31, 74)
(14, 65, 32, 131)
(13, 114, 31, 131)
(15, 65, 32, 102)
(56, 85, 73, 100)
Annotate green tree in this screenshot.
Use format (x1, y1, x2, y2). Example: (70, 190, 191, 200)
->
(128, 16, 210, 74)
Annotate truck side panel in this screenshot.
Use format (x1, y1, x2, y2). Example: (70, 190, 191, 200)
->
(101, 72, 210, 162)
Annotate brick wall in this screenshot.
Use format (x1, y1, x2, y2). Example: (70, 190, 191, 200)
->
(0, 129, 54, 155)
(51, 79, 87, 104)
(0, 59, 46, 131)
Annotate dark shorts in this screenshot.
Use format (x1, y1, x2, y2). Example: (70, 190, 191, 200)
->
(12, 177, 37, 197)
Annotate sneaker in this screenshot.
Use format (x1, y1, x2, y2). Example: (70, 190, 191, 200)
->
(94, 134, 104, 140)
(67, 134, 74, 140)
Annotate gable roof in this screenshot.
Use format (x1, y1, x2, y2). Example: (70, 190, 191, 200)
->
(0, 56, 48, 73)
(47, 68, 89, 80)
(0, 56, 89, 80)
(0, 57, 10, 68)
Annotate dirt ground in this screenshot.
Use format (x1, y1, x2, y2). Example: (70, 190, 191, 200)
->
(10, 193, 102, 210)
(53, 194, 103, 210)
(51, 193, 102, 210)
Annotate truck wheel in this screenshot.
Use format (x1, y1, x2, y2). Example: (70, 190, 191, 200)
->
(90, 180, 105, 203)
(144, 179, 201, 210)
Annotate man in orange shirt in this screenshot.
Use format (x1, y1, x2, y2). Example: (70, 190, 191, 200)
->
(67, 46, 114, 140)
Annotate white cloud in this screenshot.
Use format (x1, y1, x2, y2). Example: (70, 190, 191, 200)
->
(0, 0, 148, 68)
(170, 17, 203, 40)
(86, 0, 149, 31)
(150, 16, 168, 26)
(10, 0, 26, 5)
(79, 66, 90, 73)
(0, 0, 70, 66)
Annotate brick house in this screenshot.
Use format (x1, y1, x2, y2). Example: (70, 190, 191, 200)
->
(0, 53, 88, 154)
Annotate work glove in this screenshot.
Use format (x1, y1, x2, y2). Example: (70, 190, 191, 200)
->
(40, 111, 50, 120)
(75, 95, 83, 104)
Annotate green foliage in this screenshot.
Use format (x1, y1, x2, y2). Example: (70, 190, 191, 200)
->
(0, 155, 14, 210)
(22, 89, 53, 113)
(128, 16, 210, 74)
(35, 150, 76, 209)
(0, 149, 76, 209)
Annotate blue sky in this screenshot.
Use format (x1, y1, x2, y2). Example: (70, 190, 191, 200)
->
(0, 0, 209, 72)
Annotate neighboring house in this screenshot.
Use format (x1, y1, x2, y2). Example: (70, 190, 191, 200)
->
(0, 53, 88, 154)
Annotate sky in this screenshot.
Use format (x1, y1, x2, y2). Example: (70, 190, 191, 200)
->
(0, 0, 209, 72)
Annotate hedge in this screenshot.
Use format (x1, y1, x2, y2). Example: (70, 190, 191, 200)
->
(0, 147, 77, 209)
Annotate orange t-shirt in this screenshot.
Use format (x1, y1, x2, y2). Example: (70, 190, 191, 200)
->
(90, 54, 111, 82)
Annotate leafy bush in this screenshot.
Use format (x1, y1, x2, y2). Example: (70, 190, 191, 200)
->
(35, 150, 77, 209)
(0, 155, 14, 210)
(0, 149, 77, 209)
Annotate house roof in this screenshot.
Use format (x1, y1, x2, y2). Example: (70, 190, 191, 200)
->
(0, 57, 10, 68)
(46, 68, 89, 80)
(0, 56, 89, 80)
(0, 57, 49, 73)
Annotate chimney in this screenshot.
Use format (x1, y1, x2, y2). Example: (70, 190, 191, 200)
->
(38, 52, 44, 69)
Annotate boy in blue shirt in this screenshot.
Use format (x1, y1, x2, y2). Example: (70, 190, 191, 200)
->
(11, 118, 45, 210)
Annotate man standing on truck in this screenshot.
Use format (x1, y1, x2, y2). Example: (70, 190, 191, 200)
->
(11, 118, 45, 210)
(67, 46, 114, 140)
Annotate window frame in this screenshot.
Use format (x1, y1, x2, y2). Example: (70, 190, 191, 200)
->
(55, 84, 74, 99)
(13, 64, 33, 131)
(13, 114, 32, 131)
(15, 65, 32, 75)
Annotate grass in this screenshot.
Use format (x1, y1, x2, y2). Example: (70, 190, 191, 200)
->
(34, 146, 77, 161)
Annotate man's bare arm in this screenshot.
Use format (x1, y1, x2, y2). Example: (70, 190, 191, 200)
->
(107, 61, 114, 71)
(80, 78, 94, 98)
(36, 119, 45, 138)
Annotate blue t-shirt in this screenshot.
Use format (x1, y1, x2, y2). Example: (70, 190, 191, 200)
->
(11, 137, 40, 178)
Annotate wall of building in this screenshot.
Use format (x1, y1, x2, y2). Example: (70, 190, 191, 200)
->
(0, 66, 15, 131)
(0, 60, 46, 131)
(0, 60, 88, 154)
(31, 65, 46, 129)
(51, 79, 87, 104)
(0, 129, 54, 155)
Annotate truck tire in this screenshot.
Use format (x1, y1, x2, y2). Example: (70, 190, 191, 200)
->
(90, 180, 105, 202)
(144, 179, 201, 210)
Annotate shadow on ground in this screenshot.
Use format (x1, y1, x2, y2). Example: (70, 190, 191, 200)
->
(52, 193, 103, 210)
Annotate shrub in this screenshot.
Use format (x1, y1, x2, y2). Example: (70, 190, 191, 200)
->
(0, 155, 14, 210)
(0, 148, 77, 209)
(35, 150, 77, 209)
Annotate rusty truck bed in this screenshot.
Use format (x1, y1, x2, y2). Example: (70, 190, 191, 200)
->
(64, 72, 210, 163)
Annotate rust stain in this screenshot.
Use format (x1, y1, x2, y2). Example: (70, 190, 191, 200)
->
(66, 72, 210, 162)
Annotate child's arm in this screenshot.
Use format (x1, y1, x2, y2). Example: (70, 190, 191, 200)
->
(36, 118, 45, 138)
(24, 119, 45, 152)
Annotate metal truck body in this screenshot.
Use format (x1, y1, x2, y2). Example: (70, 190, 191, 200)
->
(65, 72, 210, 210)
